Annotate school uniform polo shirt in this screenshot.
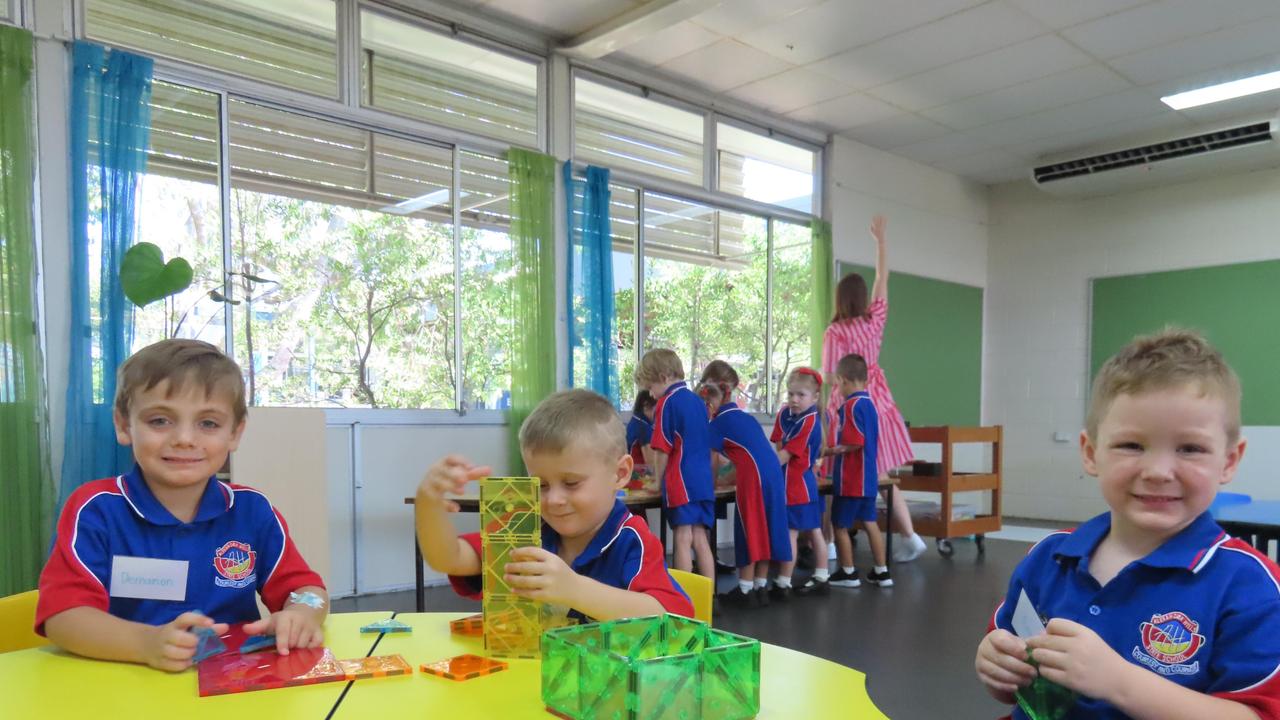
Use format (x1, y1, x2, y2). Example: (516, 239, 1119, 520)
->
(450, 499, 694, 623)
(771, 405, 822, 505)
(992, 512, 1280, 719)
(831, 391, 879, 498)
(36, 466, 324, 634)
(625, 414, 652, 468)
(649, 382, 714, 508)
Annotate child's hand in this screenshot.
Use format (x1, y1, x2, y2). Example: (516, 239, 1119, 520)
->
(1027, 619, 1131, 702)
(417, 455, 490, 512)
(144, 611, 228, 672)
(243, 605, 324, 656)
(503, 547, 581, 607)
(975, 628, 1037, 703)
(870, 214, 887, 245)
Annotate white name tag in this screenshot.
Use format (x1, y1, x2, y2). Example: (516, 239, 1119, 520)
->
(109, 556, 188, 602)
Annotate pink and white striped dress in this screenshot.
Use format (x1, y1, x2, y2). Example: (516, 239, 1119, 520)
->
(823, 297, 915, 474)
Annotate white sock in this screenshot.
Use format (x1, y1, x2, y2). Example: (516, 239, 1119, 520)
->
(841, 565, 856, 575)
(813, 568, 829, 581)
(753, 577, 768, 590)
(776, 576, 792, 589)
(874, 565, 888, 574)
(738, 580, 753, 594)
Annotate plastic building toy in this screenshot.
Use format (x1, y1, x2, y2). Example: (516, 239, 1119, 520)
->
(360, 618, 412, 634)
(339, 654, 413, 680)
(481, 476, 546, 658)
(192, 626, 228, 663)
(542, 614, 761, 720)
(198, 647, 348, 696)
(450, 613, 484, 636)
(420, 654, 509, 681)
(238, 634, 277, 654)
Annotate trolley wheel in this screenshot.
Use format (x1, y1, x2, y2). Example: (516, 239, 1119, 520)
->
(975, 535, 986, 554)
(937, 538, 954, 557)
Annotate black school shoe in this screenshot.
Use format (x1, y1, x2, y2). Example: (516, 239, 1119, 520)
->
(768, 584, 791, 602)
(829, 568, 862, 588)
(720, 586, 759, 609)
(794, 576, 830, 596)
(865, 569, 894, 587)
(754, 587, 770, 607)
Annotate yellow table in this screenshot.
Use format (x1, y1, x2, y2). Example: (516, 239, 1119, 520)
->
(334, 612, 889, 719)
(0, 611, 390, 718)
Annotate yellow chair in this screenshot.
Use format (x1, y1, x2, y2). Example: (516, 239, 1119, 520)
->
(669, 569, 713, 624)
(0, 590, 47, 654)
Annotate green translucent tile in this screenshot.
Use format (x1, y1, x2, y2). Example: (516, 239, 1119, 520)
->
(541, 615, 760, 720)
(480, 477, 544, 657)
(483, 592, 544, 659)
(480, 476, 540, 537)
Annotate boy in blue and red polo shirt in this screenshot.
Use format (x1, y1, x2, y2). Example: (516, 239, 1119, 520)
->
(36, 339, 326, 671)
(822, 353, 892, 590)
(771, 366, 827, 597)
(978, 330, 1280, 719)
(415, 389, 692, 624)
(636, 349, 716, 578)
(625, 390, 657, 480)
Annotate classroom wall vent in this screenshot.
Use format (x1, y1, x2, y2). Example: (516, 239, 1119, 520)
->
(1030, 116, 1280, 197)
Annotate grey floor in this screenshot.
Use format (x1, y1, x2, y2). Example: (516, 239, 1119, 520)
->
(334, 535, 1037, 720)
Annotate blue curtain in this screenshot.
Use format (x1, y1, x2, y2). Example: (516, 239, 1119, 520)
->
(60, 42, 154, 504)
(563, 162, 618, 403)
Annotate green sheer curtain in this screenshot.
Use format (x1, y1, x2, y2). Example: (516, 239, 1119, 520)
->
(507, 148, 557, 473)
(810, 219, 833, 369)
(0, 26, 55, 596)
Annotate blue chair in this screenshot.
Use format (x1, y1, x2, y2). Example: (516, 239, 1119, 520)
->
(1210, 492, 1252, 519)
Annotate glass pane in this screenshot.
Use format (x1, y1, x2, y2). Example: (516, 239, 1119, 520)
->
(575, 77, 703, 186)
(132, 82, 226, 352)
(642, 198, 768, 413)
(228, 100, 455, 408)
(460, 150, 514, 411)
(85, 0, 338, 98)
(361, 10, 538, 148)
(717, 122, 815, 213)
(770, 221, 813, 413)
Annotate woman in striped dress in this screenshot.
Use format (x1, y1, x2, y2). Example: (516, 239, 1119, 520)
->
(822, 215, 928, 562)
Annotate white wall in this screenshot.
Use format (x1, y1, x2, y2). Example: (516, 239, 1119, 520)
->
(986, 168, 1280, 522)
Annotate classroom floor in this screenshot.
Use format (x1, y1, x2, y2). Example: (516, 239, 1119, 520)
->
(333, 533, 1052, 719)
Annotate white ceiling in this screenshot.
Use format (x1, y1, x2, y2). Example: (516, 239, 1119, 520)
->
(467, 0, 1280, 185)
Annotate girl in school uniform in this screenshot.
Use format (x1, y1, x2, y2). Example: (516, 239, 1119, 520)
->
(698, 360, 791, 608)
(625, 390, 657, 489)
(822, 215, 927, 562)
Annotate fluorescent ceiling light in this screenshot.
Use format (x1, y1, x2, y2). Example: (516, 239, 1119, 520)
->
(1161, 69, 1280, 110)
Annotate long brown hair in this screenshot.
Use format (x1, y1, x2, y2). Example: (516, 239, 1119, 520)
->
(699, 359, 739, 405)
(832, 272, 868, 322)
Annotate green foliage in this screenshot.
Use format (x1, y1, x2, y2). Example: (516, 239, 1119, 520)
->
(120, 241, 193, 308)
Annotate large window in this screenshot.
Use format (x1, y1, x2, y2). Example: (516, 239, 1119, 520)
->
(717, 122, 816, 214)
(770, 221, 814, 404)
(85, 0, 339, 98)
(459, 150, 513, 411)
(574, 77, 704, 187)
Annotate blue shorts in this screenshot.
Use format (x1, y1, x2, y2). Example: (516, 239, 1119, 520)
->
(668, 500, 714, 529)
(832, 496, 876, 528)
(787, 497, 825, 531)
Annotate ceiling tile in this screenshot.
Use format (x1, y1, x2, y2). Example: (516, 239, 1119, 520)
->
(615, 21, 721, 66)
(840, 113, 952, 148)
(1175, 89, 1280, 125)
(784, 92, 901, 132)
(658, 39, 793, 93)
(1106, 16, 1280, 86)
(865, 34, 1093, 112)
(808, 2, 1047, 93)
(727, 67, 857, 114)
(735, 0, 983, 66)
(965, 88, 1164, 146)
(1010, 113, 1194, 159)
(689, 0, 821, 38)
(1062, 0, 1280, 59)
(931, 149, 1030, 178)
(1005, 0, 1150, 30)
(892, 131, 996, 164)
(921, 64, 1132, 130)
(481, 0, 639, 38)
(971, 165, 1032, 185)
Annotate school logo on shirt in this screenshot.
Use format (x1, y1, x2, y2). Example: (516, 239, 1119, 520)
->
(212, 540, 257, 589)
(1132, 611, 1204, 676)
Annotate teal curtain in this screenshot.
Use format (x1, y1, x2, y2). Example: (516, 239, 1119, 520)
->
(507, 149, 557, 473)
(0, 26, 55, 595)
(563, 161, 617, 404)
(60, 42, 154, 504)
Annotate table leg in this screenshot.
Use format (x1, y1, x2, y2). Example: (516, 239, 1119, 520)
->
(885, 485, 895, 570)
(414, 535, 425, 613)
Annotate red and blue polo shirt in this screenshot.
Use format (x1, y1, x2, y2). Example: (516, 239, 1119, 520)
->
(831, 390, 879, 498)
(649, 381, 714, 509)
(771, 405, 822, 506)
(625, 414, 652, 468)
(991, 511, 1280, 719)
(36, 465, 323, 634)
(450, 499, 693, 623)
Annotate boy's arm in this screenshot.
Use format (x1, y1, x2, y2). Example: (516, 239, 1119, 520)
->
(44, 607, 227, 672)
(414, 455, 488, 576)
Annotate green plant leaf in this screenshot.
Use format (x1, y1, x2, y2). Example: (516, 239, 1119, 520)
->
(120, 242, 194, 308)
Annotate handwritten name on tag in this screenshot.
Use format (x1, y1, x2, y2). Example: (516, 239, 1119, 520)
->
(109, 556, 188, 601)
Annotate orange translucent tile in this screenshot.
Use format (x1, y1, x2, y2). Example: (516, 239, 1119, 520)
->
(450, 613, 484, 636)
(419, 654, 509, 681)
(339, 654, 413, 680)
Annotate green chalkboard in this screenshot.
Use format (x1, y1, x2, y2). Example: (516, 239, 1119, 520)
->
(836, 263, 983, 426)
(1090, 260, 1280, 426)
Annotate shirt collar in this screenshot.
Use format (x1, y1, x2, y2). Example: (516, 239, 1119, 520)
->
(542, 499, 631, 569)
(1054, 511, 1227, 573)
(715, 403, 740, 417)
(845, 390, 870, 401)
(662, 381, 686, 397)
(119, 464, 233, 526)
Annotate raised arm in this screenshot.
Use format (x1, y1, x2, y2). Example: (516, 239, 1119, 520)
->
(870, 215, 888, 303)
